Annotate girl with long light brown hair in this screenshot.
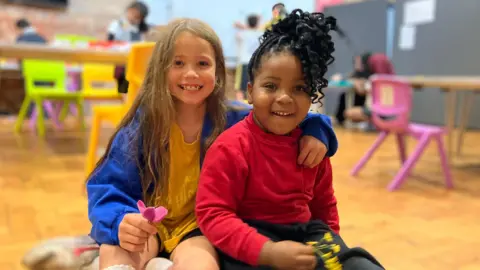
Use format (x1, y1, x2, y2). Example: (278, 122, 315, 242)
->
(86, 18, 338, 270)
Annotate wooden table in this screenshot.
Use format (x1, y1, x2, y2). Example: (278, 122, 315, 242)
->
(401, 76, 480, 161)
(0, 43, 129, 114)
(0, 43, 128, 64)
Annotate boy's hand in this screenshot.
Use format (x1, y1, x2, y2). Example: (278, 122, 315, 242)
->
(298, 135, 327, 168)
(118, 213, 157, 252)
(259, 240, 317, 270)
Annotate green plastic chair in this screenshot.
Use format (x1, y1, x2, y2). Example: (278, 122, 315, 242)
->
(54, 34, 96, 47)
(15, 59, 85, 137)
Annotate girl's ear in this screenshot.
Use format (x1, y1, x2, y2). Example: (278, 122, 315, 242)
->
(247, 82, 253, 104)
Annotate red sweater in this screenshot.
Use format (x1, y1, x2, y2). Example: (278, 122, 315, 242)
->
(195, 112, 339, 266)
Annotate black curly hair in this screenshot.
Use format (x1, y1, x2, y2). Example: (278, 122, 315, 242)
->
(247, 9, 336, 104)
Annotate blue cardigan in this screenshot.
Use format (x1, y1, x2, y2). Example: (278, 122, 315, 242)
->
(87, 102, 338, 245)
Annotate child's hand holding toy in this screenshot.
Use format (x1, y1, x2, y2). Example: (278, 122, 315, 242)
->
(117, 201, 168, 253)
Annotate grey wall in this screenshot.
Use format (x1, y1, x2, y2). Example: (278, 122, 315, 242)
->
(323, 0, 389, 115)
(392, 0, 480, 129)
(324, 0, 389, 77)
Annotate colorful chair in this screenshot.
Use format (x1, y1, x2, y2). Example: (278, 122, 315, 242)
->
(85, 42, 155, 175)
(54, 34, 96, 47)
(28, 34, 97, 130)
(350, 75, 453, 191)
(15, 60, 85, 137)
(81, 63, 122, 100)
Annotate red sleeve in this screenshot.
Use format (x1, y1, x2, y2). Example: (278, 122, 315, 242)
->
(195, 142, 270, 266)
(309, 157, 340, 234)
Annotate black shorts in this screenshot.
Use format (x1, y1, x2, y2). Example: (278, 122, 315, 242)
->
(199, 220, 385, 270)
(157, 228, 204, 258)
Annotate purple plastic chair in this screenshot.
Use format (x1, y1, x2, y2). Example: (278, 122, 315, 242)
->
(350, 75, 453, 191)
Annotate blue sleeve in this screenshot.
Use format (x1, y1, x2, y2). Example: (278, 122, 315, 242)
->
(86, 126, 143, 245)
(225, 101, 252, 129)
(299, 112, 338, 157)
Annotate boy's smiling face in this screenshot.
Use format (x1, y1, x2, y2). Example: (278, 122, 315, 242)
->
(247, 52, 312, 135)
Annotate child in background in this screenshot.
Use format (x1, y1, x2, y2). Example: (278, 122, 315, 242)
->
(344, 53, 395, 123)
(234, 3, 287, 31)
(196, 10, 385, 270)
(334, 53, 370, 125)
(263, 2, 287, 31)
(108, 1, 150, 93)
(236, 14, 263, 95)
(87, 18, 339, 270)
(14, 18, 47, 44)
(107, 1, 149, 42)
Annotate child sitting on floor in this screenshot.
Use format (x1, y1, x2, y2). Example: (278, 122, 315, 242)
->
(196, 9, 385, 270)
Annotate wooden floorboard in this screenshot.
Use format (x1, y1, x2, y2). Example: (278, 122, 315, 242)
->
(1, 117, 479, 270)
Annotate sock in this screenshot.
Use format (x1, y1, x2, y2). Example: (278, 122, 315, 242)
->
(103, 265, 136, 270)
(145, 258, 173, 270)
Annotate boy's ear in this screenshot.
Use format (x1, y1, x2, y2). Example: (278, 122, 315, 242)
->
(247, 82, 253, 104)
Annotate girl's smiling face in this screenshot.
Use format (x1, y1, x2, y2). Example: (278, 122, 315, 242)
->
(168, 31, 217, 106)
(247, 52, 311, 135)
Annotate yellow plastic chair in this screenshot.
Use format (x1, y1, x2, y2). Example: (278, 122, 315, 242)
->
(85, 42, 155, 175)
(81, 63, 123, 100)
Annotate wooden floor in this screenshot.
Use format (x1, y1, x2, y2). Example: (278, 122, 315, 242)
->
(1, 117, 480, 270)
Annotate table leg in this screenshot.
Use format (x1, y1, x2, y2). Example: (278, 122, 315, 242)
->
(444, 89, 457, 160)
(455, 91, 475, 156)
(345, 88, 355, 129)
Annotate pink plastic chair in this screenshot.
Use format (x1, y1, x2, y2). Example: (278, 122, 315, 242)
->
(350, 75, 453, 191)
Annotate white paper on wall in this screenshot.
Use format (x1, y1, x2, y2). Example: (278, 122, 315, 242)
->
(398, 25, 416, 51)
(403, 0, 436, 26)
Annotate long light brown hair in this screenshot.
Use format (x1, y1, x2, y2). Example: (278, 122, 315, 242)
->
(88, 18, 227, 205)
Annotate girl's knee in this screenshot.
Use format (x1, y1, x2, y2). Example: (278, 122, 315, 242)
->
(99, 244, 124, 259)
(171, 236, 219, 270)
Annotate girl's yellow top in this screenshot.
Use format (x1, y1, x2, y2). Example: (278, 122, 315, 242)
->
(155, 123, 201, 252)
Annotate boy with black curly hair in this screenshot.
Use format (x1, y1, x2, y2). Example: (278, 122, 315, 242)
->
(196, 9, 384, 270)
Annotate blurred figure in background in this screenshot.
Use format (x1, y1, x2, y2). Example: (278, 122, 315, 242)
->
(335, 53, 370, 125)
(236, 14, 263, 95)
(15, 18, 47, 44)
(234, 2, 287, 31)
(263, 2, 287, 30)
(107, 1, 150, 42)
(343, 53, 395, 123)
(108, 1, 150, 94)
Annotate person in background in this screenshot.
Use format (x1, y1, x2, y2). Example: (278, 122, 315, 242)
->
(236, 14, 263, 96)
(234, 3, 287, 31)
(108, 1, 150, 94)
(15, 18, 47, 44)
(14, 18, 49, 117)
(334, 53, 370, 126)
(263, 2, 287, 31)
(344, 53, 395, 123)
